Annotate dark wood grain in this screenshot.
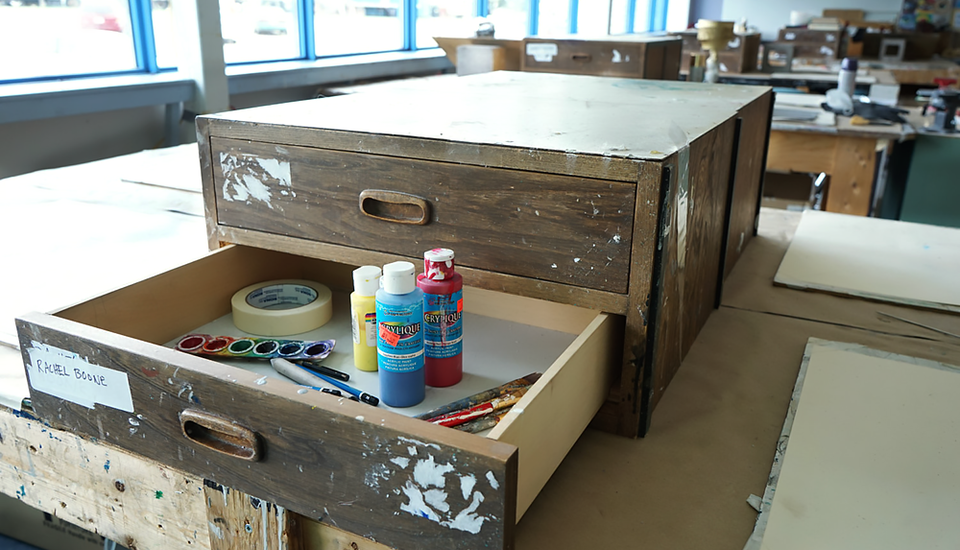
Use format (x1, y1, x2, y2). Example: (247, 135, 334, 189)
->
(648, 119, 737, 417)
(211, 138, 636, 294)
(723, 90, 773, 279)
(203, 122, 642, 184)
(18, 314, 518, 550)
(197, 117, 223, 251)
(520, 37, 682, 80)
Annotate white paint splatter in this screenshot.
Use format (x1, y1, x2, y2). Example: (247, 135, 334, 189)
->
(255, 377, 268, 386)
(574, 258, 581, 263)
(297, 388, 308, 394)
(391, 457, 411, 469)
(208, 521, 224, 540)
(398, 436, 441, 450)
(459, 474, 476, 500)
(400, 481, 442, 521)
(551, 263, 558, 269)
(441, 491, 487, 534)
(407, 446, 418, 456)
(425, 489, 450, 512)
(256, 157, 291, 187)
(413, 455, 454, 488)
(355, 416, 365, 422)
(486, 471, 499, 489)
(612, 234, 622, 244)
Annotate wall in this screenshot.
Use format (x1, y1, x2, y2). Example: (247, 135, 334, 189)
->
(720, 0, 902, 40)
(0, 107, 167, 180)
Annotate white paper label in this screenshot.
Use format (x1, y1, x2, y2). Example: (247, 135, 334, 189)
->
(25, 342, 134, 413)
(526, 43, 558, 62)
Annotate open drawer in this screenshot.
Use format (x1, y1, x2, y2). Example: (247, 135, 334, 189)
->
(15, 244, 623, 550)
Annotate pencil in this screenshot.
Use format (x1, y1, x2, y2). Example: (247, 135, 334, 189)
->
(414, 373, 541, 420)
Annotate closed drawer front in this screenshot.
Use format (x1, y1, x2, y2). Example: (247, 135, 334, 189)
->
(212, 138, 636, 294)
(16, 244, 621, 550)
(522, 39, 646, 78)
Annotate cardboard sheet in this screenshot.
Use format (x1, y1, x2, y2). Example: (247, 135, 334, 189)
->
(774, 210, 960, 312)
(747, 339, 960, 550)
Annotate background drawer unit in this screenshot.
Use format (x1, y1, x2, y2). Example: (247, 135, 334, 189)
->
(674, 31, 761, 74)
(777, 28, 844, 59)
(18, 245, 622, 550)
(196, 72, 772, 439)
(520, 36, 682, 80)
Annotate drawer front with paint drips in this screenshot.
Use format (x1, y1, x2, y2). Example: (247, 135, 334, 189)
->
(16, 244, 621, 550)
(210, 137, 636, 294)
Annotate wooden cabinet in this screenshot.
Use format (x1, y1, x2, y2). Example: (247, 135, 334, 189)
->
(673, 30, 761, 74)
(521, 35, 682, 80)
(16, 72, 772, 550)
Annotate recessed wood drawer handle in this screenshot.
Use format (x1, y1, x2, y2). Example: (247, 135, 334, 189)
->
(179, 409, 262, 462)
(359, 189, 431, 225)
(571, 53, 592, 62)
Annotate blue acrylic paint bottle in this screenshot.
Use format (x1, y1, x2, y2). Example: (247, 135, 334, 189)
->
(376, 261, 425, 407)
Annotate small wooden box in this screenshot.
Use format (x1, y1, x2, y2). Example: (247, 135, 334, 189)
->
(777, 28, 845, 59)
(520, 35, 682, 80)
(676, 30, 761, 74)
(17, 72, 772, 550)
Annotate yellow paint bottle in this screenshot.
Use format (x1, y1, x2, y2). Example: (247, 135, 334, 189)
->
(351, 266, 381, 372)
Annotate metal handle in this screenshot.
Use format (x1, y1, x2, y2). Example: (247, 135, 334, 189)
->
(180, 409, 262, 461)
(359, 189, 431, 225)
(571, 53, 592, 62)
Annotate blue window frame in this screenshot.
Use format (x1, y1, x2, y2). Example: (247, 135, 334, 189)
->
(1, 0, 669, 84)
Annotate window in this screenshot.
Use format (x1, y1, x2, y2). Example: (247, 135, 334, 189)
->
(221, 0, 303, 64)
(0, 0, 137, 82)
(314, 0, 404, 57)
(1, 0, 668, 83)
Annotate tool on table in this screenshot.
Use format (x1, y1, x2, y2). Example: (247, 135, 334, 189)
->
(270, 358, 372, 405)
(289, 360, 379, 406)
(299, 362, 350, 382)
(877, 311, 960, 339)
(919, 79, 959, 134)
(414, 373, 542, 420)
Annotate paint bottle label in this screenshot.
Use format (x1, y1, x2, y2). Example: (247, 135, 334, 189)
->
(376, 301, 424, 373)
(364, 312, 377, 346)
(423, 290, 463, 359)
(351, 307, 378, 346)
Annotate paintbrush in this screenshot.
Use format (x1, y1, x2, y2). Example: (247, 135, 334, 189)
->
(453, 408, 512, 434)
(414, 373, 541, 421)
(430, 387, 529, 428)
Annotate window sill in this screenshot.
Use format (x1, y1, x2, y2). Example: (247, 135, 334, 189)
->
(0, 50, 453, 125)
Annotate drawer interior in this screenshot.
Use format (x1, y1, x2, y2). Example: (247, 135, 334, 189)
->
(32, 244, 621, 528)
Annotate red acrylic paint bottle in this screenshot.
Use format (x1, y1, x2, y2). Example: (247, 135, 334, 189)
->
(417, 248, 463, 387)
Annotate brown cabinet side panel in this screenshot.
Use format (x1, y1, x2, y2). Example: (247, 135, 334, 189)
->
(17, 315, 517, 550)
(649, 119, 737, 416)
(724, 91, 773, 279)
(209, 138, 636, 294)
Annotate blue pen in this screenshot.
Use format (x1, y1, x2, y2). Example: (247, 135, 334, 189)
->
(294, 362, 380, 406)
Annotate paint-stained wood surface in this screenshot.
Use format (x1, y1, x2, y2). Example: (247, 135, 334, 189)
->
(211, 137, 637, 294)
(520, 36, 682, 80)
(203, 482, 301, 550)
(17, 315, 518, 550)
(0, 407, 210, 550)
(649, 119, 737, 415)
(724, 90, 773, 278)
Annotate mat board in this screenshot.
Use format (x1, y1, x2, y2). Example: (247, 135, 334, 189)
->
(744, 339, 960, 550)
(774, 210, 960, 312)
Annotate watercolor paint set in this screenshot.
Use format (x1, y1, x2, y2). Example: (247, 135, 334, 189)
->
(175, 333, 335, 362)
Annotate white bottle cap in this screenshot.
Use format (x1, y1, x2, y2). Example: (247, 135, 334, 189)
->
(424, 248, 455, 263)
(352, 266, 381, 296)
(382, 261, 416, 295)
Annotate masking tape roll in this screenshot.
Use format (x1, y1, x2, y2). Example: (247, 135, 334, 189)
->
(231, 279, 332, 336)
